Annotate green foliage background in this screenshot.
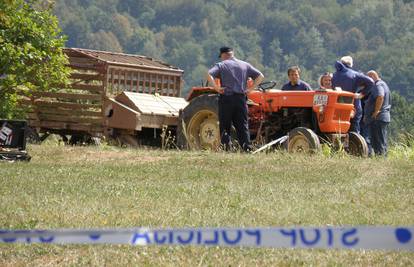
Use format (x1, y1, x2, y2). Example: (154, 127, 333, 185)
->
(55, 0, 414, 98)
(1, 0, 413, 138)
(53, 0, 414, 138)
(0, 0, 69, 119)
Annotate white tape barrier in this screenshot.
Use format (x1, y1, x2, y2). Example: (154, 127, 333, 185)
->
(1, 227, 413, 250)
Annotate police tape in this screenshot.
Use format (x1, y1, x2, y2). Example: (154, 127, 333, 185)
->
(0, 226, 413, 250)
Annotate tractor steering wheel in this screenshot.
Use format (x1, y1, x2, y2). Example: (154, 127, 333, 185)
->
(258, 81, 277, 92)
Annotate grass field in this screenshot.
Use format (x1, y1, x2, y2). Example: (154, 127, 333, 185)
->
(1, 142, 413, 266)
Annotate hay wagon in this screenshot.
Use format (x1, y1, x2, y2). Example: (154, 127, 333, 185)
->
(21, 48, 188, 145)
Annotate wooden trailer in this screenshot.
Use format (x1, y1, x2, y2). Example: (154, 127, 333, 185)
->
(21, 48, 187, 145)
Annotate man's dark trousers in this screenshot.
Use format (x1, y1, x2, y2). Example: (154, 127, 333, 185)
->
(360, 120, 373, 156)
(218, 94, 250, 151)
(369, 120, 389, 156)
(350, 117, 361, 134)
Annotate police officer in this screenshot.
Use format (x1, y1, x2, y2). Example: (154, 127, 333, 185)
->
(365, 70, 391, 156)
(332, 56, 374, 133)
(207, 47, 264, 151)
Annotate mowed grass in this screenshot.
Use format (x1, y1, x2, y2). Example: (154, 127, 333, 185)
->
(0, 142, 413, 266)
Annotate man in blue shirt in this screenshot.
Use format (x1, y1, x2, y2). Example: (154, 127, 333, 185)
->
(365, 70, 391, 156)
(281, 66, 312, 91)
(332, 56, 374, 133)
(207, 47, 264, 151)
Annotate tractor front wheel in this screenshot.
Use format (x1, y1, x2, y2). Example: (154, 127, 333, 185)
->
(287, 127, 321, 153)
(346, 132, 368, 157)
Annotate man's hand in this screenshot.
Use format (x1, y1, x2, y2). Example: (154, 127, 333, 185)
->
(252, 74, 265, 91)
(372, 96, 384, 120)
(213, 85, 224, 94)
(354, 93, 364, 99)
(206, 73, 224, 94)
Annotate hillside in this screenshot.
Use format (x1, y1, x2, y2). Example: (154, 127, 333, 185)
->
(53, 0, 414, 100)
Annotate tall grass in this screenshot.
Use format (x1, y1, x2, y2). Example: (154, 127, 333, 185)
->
(389, 133, 414, 160)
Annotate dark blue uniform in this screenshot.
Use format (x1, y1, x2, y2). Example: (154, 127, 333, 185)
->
(332, 61, 374, 133)
(364, 79, 391, 156)
(281, 80, 312, 91)
(208, 57, 262, 151)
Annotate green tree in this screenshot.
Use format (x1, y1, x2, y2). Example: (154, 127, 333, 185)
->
(86, 30, 123, 52)
(390, 91, 414, 139)
(0, 0, 69, 119)
(43, 0, 414, 121)
(341, 27, 367, 54)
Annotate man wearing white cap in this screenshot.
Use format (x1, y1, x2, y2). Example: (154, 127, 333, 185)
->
(332, 56, 374, 133)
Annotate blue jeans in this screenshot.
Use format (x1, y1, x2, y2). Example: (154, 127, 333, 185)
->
(369, 120, 389, 156)
(360, 120, 373, 156)
(350, 117, 361, 134)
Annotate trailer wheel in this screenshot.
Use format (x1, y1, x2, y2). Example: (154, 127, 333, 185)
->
(177, 94, 220, 150)
(287, 127, 321, 153)
(25, 127, 41, 144)
(346, 132, 368, 157)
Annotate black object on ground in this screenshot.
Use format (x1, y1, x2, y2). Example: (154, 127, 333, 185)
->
(0, 120, 31, 162)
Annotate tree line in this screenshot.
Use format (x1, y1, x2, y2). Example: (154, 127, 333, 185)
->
(1, 0, 413, 138)
(55, 0, 414, 99)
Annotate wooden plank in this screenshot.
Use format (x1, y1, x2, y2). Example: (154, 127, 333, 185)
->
(68, 57, 100, 65)
(110, 68, 114, 94)
(70, 84, 103, 93)
(106, 78, 175, 96)
(172, 76, 176, 96)
(22, 100, 101, 110)
(120, 70, 124, 92)
(154, 74, 158, 94)
(172, 76, 177, 96)
(135, 74, 140, 93)
(67, 63, 102, 71)
(32, 92, 102, 101)
(30, 107, 102, 117)
(70, 73, 103, 81)
(143, 73, 147, 93)
(107, 68, 112, 94)
(151, 74, 155, 94)
(104, 65, 183, 76)
(160, 75, 164, 95)
(40, 109, 101, 117)
(105, 62, 183, 76)
(139, 114, 179, 128)
(53, 83, 104, 93)
(159, 74, 163, 94)
(27, 113, 103, 124)
(28, 120, 103, 132)
(137, 72, 141, 93)
(170, 78, 175, 94)
(124, 70, 128, 91)
(114, 69, 120, 94)
(130, 71, 133, 92)
(176, 77, 182, 97)
(125, 71, 128, 91)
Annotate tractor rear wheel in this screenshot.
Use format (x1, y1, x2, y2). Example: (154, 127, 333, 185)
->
(346, 132, 368, 157)
(287, 127, 321, 153)
(177, 94, 220, 150)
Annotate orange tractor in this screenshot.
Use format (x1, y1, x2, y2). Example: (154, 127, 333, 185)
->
(177, 82, 368, 156)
